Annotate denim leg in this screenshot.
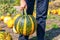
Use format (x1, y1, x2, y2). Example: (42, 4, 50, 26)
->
(26, 0, 35, 15)
(36, 0, 49, 40)
(18, 35, 29, 40)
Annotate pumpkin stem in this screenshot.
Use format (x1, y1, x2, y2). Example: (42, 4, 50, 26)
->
(23, 9, 27, 15)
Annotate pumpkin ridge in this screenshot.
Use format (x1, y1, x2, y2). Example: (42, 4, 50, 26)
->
(28, 15, 34, 35)
(19, 16, 24, 34)
(26, 16, 32, 35)
(16, 18, 21, 33)
(14, 16, 21, 32)
(30, 15, 37, 33)
(23, 16, 26, 36)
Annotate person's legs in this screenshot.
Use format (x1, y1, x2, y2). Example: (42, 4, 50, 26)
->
(36, 0, 49, 40)
(18, 0, 35, 40)
(26, 0, 35, 15)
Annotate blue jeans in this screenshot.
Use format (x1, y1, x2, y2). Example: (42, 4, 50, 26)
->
(18, 0, 49, 40)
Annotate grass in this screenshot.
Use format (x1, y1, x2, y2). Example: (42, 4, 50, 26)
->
(45, 14, 60, 40)
(47, 14, 60, 20)
(46, 14, 60, 29)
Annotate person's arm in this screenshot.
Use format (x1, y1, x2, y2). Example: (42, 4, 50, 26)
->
(20, 0, 27, 10)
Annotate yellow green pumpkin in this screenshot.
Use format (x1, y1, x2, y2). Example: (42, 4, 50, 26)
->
(13, 10, 37, 36)
(0, 30, 12, 40)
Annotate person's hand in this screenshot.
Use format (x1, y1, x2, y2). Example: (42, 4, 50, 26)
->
(20, 0, 27, 10)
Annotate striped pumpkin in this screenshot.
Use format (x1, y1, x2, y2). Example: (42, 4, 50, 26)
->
(13, 11, 37, 36)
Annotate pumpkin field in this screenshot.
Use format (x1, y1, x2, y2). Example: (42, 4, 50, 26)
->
(0, 0, 60, 40)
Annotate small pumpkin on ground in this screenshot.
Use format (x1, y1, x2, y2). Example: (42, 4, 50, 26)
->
(0, 16, 5, 21)
(0, 30, 12, 40)
(3, 16, 12, 24)
(51, 9, 57, 14)
(57, 8, 60, 15)
(6, 19, 14, 28)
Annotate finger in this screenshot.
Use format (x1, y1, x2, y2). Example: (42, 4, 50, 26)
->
(20, 6, 25, 11)
(20, 6, 24, 11)
(25, 5, 27, 10)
